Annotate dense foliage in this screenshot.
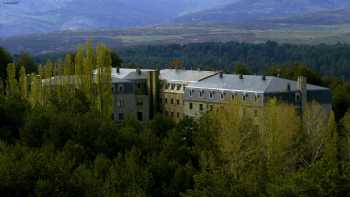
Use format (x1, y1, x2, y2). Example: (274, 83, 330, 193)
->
(117, 41, 350, 79)
(1, 42, 350, 196)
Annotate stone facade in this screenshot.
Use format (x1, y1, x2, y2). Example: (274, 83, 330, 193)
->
(111, 68, 159, 122)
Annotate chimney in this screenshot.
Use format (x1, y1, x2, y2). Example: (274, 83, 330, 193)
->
(116, 67, 120, 74)
(297, 76, 307, 112)
(239, 74, 244, 79)
(262, 75, 266, 81)
(219, 71, 224, 78)
(137, 67, 142, 75)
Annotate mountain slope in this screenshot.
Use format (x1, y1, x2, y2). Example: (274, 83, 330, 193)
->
(175, 0, 350, 25)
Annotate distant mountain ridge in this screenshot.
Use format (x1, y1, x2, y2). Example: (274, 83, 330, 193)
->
(0, 0, 236, 37)
(175, 0, 350, 26)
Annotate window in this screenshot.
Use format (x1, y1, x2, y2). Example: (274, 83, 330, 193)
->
(242, 95, 246, 101)
(137, 99, 143, 106)
(177, 112, 180, 118)
(255, 95, 260, 102)
(137, 83, 142, 89)
(189, 90, 193, 97)
(200, 90, 204, 97)
(176, 84, 181, 91)
(171, 84, 176, 90)
(137, 112, 143, 121)
(118, 85, 124, 93)
(118, 113, 124, 121)
(209, 92, 214, 99)
(165, 98, 168, 104)
(117, 100, 123, 107)
(200, 104, 203, 111)
(171, 112, 174, 117)
(295, 93, 301, 102)
(189, 103, 193, 110)
(171, 99, 174, 104)
(220, 92, 224, 100)
(177, 99, 180, 105)
(209, 105, 214, 111)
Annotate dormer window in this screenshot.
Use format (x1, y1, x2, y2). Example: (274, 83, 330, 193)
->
(199, 90, 204, 97)
(209, 92, 214, 99)
(171, 84, 176, 90)
(189, 89, 193, 97)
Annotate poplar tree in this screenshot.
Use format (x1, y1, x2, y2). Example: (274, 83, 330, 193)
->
(259, 99, 301, 194)
(213, 101, 261, 193)
(82, 41, 95, 102)
(29, 74, 42, 106)
(95, 43, 112, 118)
(19, 66, 28, 99)
(63, 54, 74, 76)
(0, 78, 4, 96)
(75, 46, 85, 89)
(6, 63, 18, 97)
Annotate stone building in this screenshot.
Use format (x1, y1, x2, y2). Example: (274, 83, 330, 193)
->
(43, 68, 332, 122)
(184, 73, 332, 118)
(159, 69, 218, 122)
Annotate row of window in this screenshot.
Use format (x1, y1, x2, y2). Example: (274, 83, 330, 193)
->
(114, 112, 144, 121)
(160, 98, 183, 105)
(189, 103, 214, 111)
(163, 83, 185, 91)
(112, 83, 144, 94)
(188, 89, 261, 102)
(116, 98, 144, 107)
(163, 111, 181, 118)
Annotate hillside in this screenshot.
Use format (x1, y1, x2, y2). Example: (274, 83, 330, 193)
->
(273, 8, 350, 25)
(175, 0, 350, 25)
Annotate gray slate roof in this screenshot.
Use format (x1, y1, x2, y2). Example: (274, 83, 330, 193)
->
(160, 69, 218, 83)
(187, 74, 329, 93)
(110, 68, 155, 83)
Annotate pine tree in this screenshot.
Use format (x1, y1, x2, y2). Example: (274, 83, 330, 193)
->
(19, 66, 28, 99)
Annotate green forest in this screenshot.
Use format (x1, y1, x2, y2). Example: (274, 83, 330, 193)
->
(115, 41, 350, 79)
(1, 42, 350, 196)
